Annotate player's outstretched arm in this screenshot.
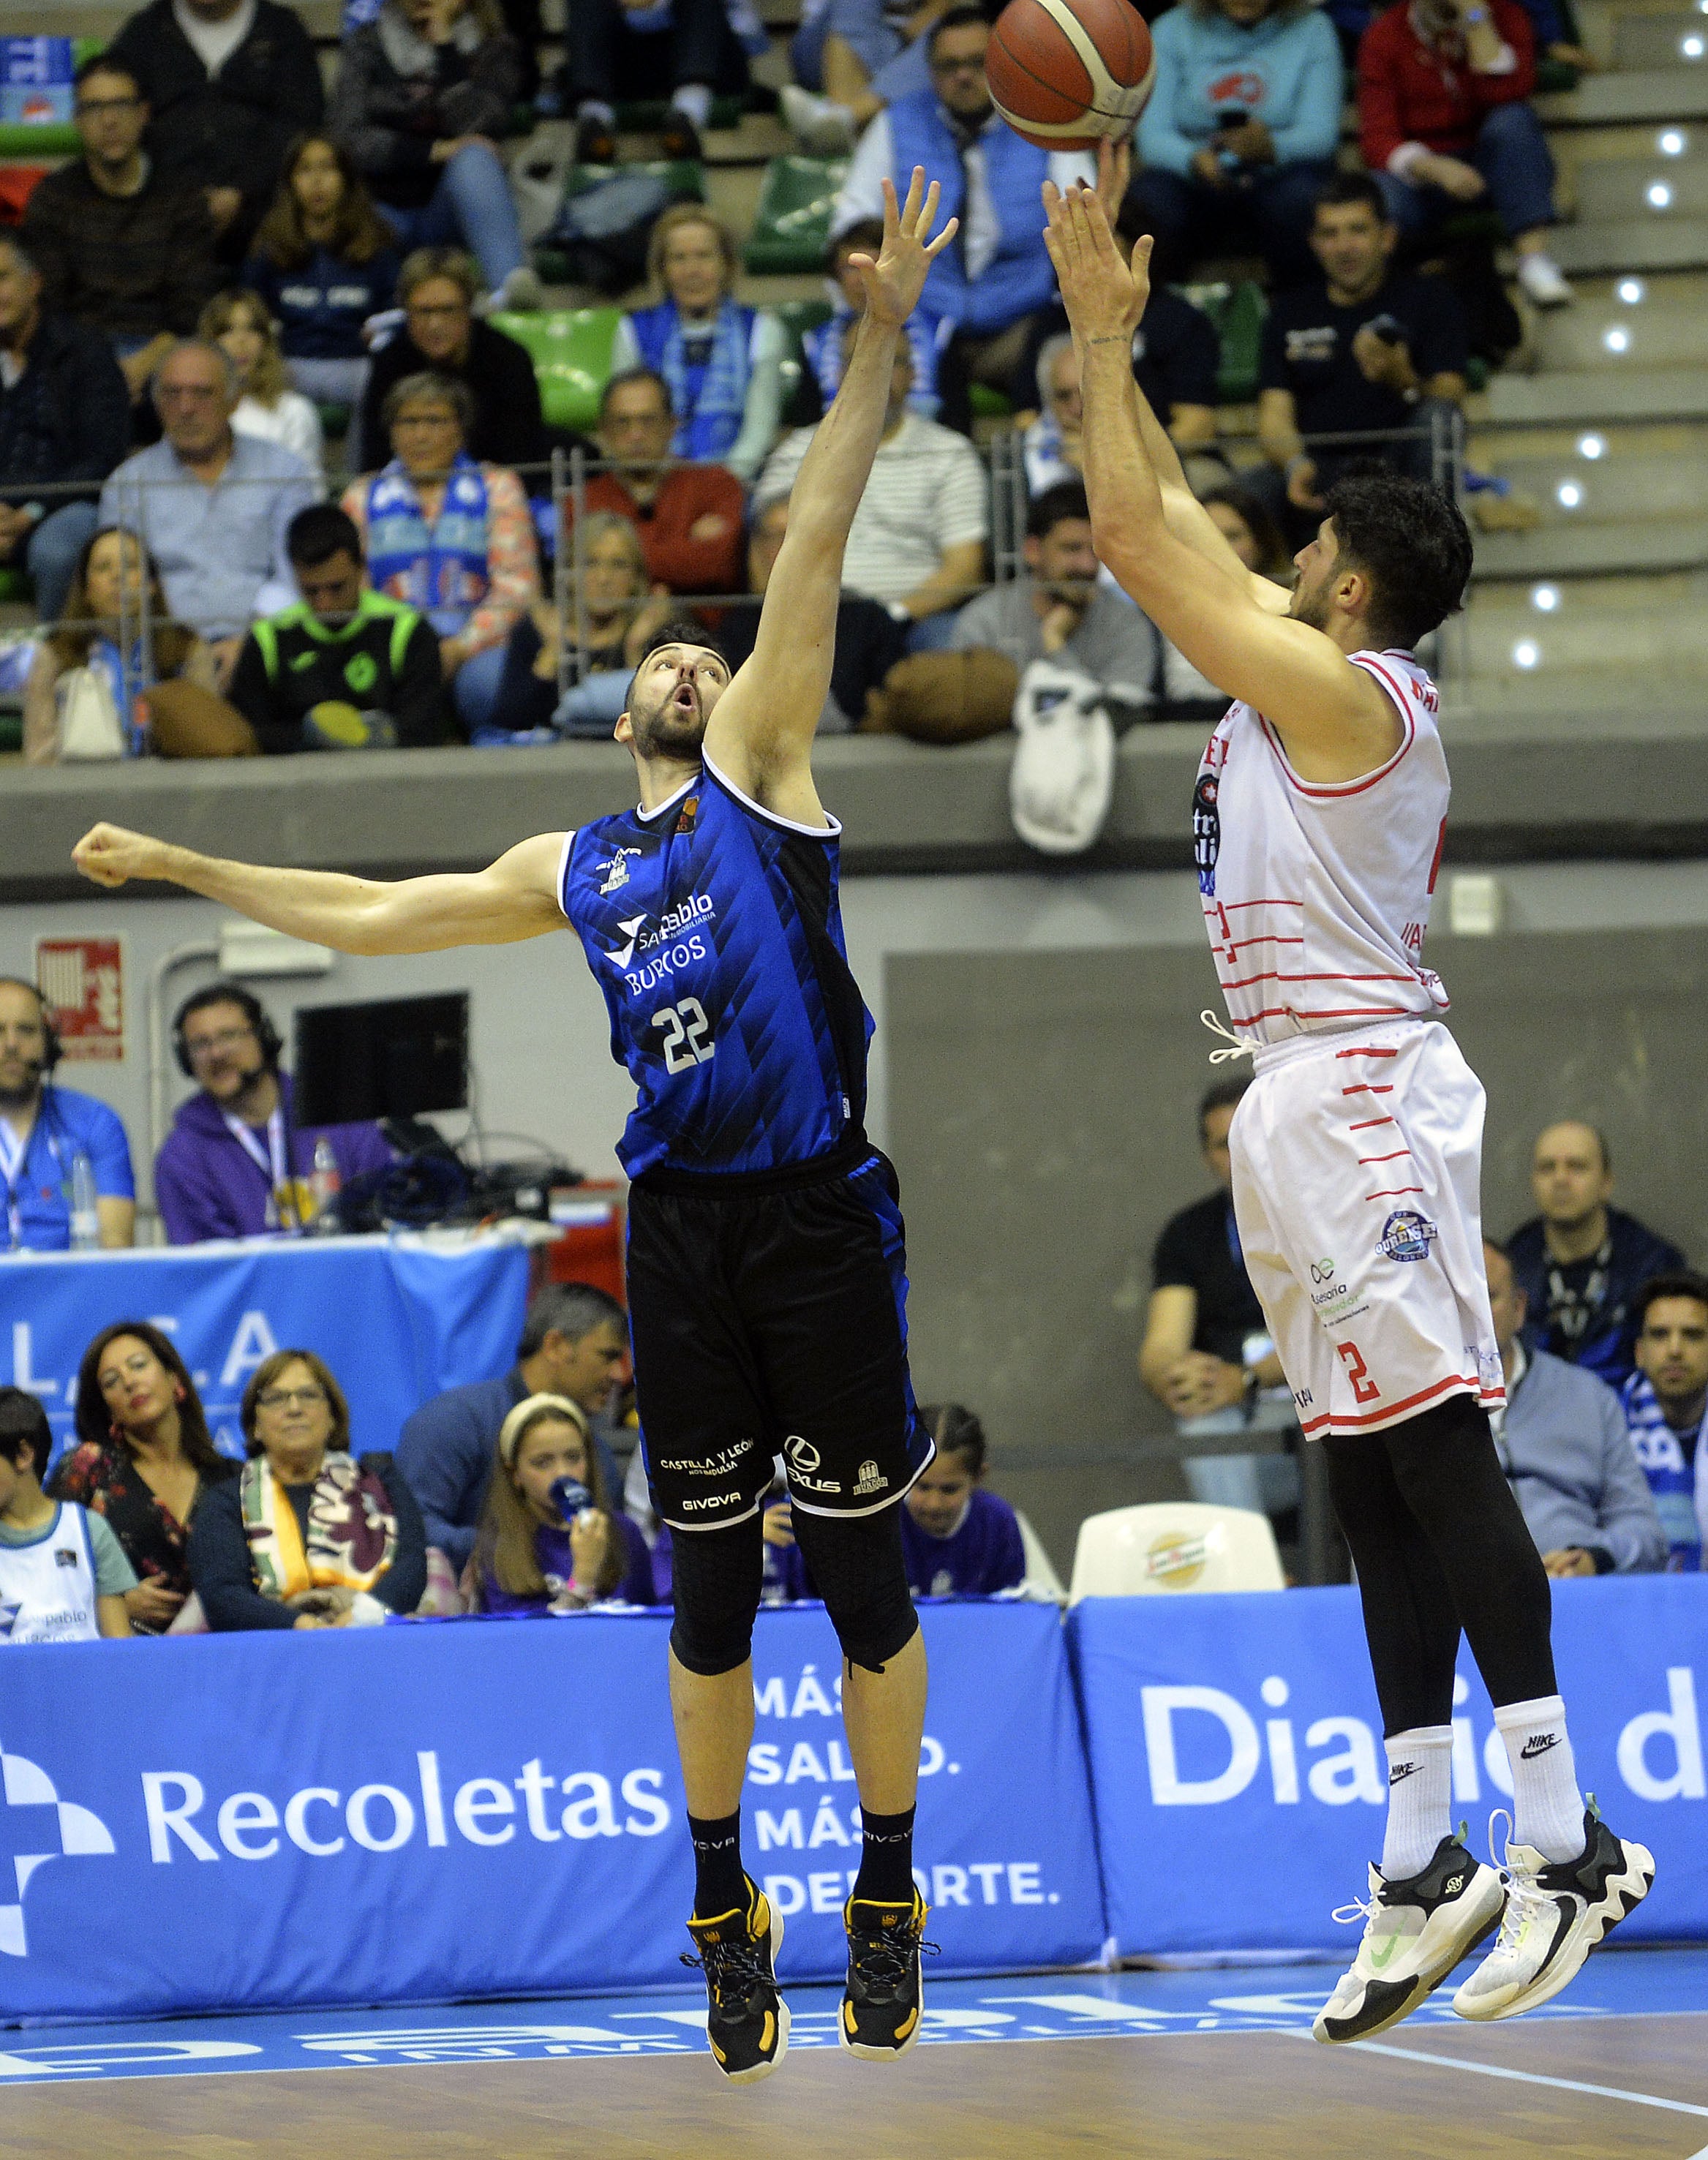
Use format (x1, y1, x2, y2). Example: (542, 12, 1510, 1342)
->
(706, 168, 956, 808)
(71, 824, 569, 955)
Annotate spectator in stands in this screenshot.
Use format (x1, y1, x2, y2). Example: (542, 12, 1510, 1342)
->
(563, 0, 750, 165)
(491, 511, 674, 738)
(803, 219, 953, 421)
(155, 980, 394, 1243)
(1483, 1241, 1667, 1577)
(780, 0, 946, 152)
(23, 527, 222, 765)
(470, 1392, 654, 1610)
(189, 1349, 427, 1629)
(360, 249, 546, 473)
(0, 976, 135, 1251)
(1507, 1121, 1684, 1388)
(52, 1320, 240, 1633)
(229, 504, 449, 752)
(1622, 1273, 1708, 1570)
(1358, 0, 1573, 309)
(718, 494, 908, 731)
(756, 336, 986, 643)
(831, 9, 1094, 429)
(1020, 327, 1218, 500)
(1200, 481, 1294, 583)
(1140, 1075, 1294, 1516)
(0, 236, 130, 625)
(0, 1388, 134, 1642)
(200, 291, 326, 481)
(23, 56, 218, 405)
(1257, 174, 1469, 535)
(108, 0, 325, 259)
(99, 340, 316, 685)
(610, 207, 787, 485)
(950, 480, 1157, 700)
(1126, 0, 1342, 288)
(582, 369, 747, 597)
(396, 1282, 629, 1570)
(331, 0, 540, 313)
(245, 135, 403, 424)
(900, 1404, 1025, 1597)
(342, 369, 540, 734)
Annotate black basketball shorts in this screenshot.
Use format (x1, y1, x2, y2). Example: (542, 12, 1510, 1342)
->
(626, 1140, 935, 1534)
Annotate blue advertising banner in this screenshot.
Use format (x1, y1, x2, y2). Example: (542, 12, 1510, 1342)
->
(0, 1600, 1105, 2023)
(1069, 1577, 1708, 1960)
(0, 1235, 530, 1470)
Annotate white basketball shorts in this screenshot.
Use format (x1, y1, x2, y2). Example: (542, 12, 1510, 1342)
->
(1228, 1018, 1505, 1440)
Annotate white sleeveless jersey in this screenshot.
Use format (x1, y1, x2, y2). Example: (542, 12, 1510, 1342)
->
(0, 1504, 101, 1644)
(1194, 650, 1452, 1050)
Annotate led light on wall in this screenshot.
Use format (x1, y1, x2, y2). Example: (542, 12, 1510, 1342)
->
(1513, 640, 1540, 669)
(1602, 325, 1631, 353)
(1531, 584, 1560, 612)
(1647, 181, 1675, 208)
(1683, 34, 1705, 57)
(1556, 481, 1583, 508)
(1658, 129, 1686, 154)
(1579, 433, 1606, 459)
(1617, 278, 1645, 303)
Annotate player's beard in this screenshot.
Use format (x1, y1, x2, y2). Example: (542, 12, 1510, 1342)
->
(630, 679, 707, 762)
(1289, 576, 1334, 635)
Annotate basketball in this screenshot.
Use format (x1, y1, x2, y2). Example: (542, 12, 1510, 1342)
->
(986, 0, 1155, 150)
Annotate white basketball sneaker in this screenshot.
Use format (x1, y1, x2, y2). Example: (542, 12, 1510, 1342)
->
(1453, 1803, 1655, 2022)
(1314, 1832, 1506, 2044)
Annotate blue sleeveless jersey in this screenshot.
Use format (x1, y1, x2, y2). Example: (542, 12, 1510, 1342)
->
(560, 758, 873, 1179)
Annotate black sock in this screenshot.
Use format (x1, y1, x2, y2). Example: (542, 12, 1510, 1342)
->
(852, 1805, 917, 1908)
(688, 1809, 747, 1921)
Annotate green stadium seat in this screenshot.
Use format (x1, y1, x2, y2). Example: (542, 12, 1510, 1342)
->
(743, 154, 848, 276)
(968, 383, 1012, 421)
(489, 306, 626, 435)
(614, 94, 747, 132)
(0, 124, 78, 156)
(1181, 279, 1268, 404)
(0, 567, 34, 603)
(0, 712, 20, 754)
(771, 298, 833, 425)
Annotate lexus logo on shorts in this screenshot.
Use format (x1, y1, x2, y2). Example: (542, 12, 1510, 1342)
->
(784, 1435, 820, 1473)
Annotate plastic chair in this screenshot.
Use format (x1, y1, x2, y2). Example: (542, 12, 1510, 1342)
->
(742, 154, 849, 276)
(488, 306, 625, 436)
(771, 296, 833, 425)
(1014, 1508, 1066, 1602)
(1180, 279, 1268, 406)
(1068, 1501, 1285, 1603)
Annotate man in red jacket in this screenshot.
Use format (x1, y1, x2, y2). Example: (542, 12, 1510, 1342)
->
(1357, 0, 1572, 306)
(574, 366, 746, 598)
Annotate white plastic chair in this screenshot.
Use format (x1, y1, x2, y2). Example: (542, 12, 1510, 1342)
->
(1014, 1507, 1066, 1603)
(1068, 1502, 1285, 1603)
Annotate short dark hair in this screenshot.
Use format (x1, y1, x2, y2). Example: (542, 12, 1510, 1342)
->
(74, 52, 140, 97)
(1198, 1075, 1250, 1146)
(600, 366, 673, 421)
(287, 503, 364, 571)
(920, 1403, 986, 1474)
(1633, 1272, 1708, 1334)
(517, 1282, 628, 1359)
(1026, 479, 1091, 541)
(1314, 172, 1388, 225)
(0, 1387, 50, 1478)
(827, 219, 884, 274)
(928, 4, 989, 58)
(1321, 470, 1472, 650)
(624, 620, 729, 712)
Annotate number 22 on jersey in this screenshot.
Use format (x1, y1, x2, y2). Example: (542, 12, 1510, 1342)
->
(655, 996, 715, 1074)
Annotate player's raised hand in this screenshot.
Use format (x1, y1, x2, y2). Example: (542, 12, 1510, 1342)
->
(847, 166, 958, 329)
(72, 821, 173, 889)
(1093, 133, 1132, 225)
(1042, 175, 1150, 347)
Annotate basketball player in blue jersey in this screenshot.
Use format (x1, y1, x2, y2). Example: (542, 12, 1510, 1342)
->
(72, 170, 960, 2088)
(1040, 153, 1652, 2041)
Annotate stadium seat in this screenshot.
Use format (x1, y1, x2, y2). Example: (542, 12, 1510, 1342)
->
(771, 296, 832, 423)
(743, 154, 848, 276)
(488, 306, 626, 435)
(1015, 1508, 1066, 1601)
(1068, 1502, 1285, 1601)
(529, 159, 705, 285)
(0, 567, 33, 604)
(1181, 279, 1268, 406)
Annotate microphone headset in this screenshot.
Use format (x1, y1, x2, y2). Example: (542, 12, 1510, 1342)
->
(171, 982, 284, 1080)
(0, 976, 61, 1077)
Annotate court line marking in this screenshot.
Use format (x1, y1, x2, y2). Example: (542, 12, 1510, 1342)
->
(1347, 2037, 1708, 2121)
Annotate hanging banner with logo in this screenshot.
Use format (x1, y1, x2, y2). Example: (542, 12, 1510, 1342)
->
(0, 1235, 530, 1470)
(33, 938, 124, 1063)
(0, 1601, 1104, 2022)
(1069, 1578, 1708, 1959)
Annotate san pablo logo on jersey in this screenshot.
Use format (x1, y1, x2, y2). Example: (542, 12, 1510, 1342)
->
(602, 894, 718, 985)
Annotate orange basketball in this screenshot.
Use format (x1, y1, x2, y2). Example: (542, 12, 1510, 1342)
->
(986, 0, 1155, 150)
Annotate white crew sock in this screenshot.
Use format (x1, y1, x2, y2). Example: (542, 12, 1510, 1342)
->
(1381, 1726, 1454, 1881)
(576, 98, 616, 125)
(1494, 1694, 1586, 1865)
(671, 82, 712, 127)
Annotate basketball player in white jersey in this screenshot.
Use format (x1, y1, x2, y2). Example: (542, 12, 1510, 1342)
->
(1043, 159, 1653, 2039)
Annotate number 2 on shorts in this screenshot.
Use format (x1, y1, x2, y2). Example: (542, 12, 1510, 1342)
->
(1336, 1340, 1381, 1404)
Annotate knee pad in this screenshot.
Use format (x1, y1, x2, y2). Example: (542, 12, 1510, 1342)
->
(669, 1514, 764, 1677)
(790, 1505, 919, 1674)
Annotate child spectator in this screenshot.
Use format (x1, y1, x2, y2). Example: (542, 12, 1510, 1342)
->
(472, 1392, 654, 1610)
(200, 290, 326, 480)
(900, 1404, 1025, 1597)
(0, 1387, 134, 1641)
(51, 1321, 238, 1633)
(246, 135, 402, 421)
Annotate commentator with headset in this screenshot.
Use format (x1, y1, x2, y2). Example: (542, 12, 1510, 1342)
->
(154, 982, 393, 1245)
(0, 976, 135, 1250)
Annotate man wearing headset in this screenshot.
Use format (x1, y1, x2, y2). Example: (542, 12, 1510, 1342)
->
(154, 981, 392, 1244)
(0, 976, 135, 1251)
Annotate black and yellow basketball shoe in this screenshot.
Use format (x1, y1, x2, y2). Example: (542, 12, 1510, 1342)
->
(839, 1890, 933, 2060)
(682, 1879, 790, 2082)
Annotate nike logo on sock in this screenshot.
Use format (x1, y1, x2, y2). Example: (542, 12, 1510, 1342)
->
(1520, 1734, 1561, 1759)
(1388, 1762, 1423, 1784)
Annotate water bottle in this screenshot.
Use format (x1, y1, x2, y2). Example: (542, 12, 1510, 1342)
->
(549, 1475, 593, 1525)
(69, 1148, 99, 1252)
(309, 1137, 342, 1233)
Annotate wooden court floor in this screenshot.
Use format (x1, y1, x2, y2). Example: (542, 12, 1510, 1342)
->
(5, 2012, 1705, 2160)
